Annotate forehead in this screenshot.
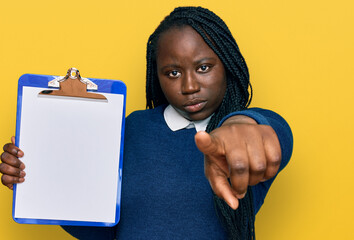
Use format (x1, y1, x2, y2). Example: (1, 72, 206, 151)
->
(156, 25, 217, 61)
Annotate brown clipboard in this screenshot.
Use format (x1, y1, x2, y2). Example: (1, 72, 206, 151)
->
(39, 68, 107, 100)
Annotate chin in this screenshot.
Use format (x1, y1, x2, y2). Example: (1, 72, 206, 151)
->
(187, 112, 211, 121)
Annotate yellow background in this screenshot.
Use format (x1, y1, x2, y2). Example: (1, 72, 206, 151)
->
(1, 0, 353, 239)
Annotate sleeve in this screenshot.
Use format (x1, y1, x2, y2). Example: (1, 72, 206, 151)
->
(217, 107, 293, 214)
(61, 225, 117, 240)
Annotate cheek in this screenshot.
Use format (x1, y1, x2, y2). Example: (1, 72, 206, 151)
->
(212, 74, 227, 102)
(210, 64, 227, 92)
(158, 76, 168, 97)
(215, 83, 226, 106)
(219, 78, 227, 95)
(158, 78, 179, 103)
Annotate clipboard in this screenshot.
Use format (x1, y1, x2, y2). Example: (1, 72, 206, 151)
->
(12, 68, 126, 227)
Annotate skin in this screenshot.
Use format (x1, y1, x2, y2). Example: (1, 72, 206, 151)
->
(1, 136, 25, 190)
(156, 26, 227, 121)
(0, 25, 282, 211)
(156, 26, 282, 209)
(195, 117, 281, 209)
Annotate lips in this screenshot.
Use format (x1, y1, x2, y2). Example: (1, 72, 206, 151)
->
(183, 99, 207, 113)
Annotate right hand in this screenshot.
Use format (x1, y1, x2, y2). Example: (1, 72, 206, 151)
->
(0, 136, 25, 190)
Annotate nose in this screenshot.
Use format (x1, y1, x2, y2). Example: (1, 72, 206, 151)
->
(181, 72, 200, 94)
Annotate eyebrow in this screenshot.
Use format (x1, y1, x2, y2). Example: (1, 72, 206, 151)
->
(159, 57, 217, 72)
(159, 64, 181, 72)
(194, 57, 216, 65)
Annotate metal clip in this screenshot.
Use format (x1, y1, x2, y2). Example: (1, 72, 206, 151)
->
(48, 68, 98, 90)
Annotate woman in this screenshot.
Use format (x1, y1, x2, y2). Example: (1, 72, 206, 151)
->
(0, 6, 293, 240)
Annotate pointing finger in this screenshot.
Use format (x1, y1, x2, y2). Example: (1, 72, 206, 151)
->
(205, 160, 239, 210)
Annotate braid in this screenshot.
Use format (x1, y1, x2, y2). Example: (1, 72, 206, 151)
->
(145, 6, 255, 239)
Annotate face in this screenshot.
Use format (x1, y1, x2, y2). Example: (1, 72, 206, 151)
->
(156, 26, 227, 121)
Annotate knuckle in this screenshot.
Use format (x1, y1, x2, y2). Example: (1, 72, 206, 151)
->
(204, 162, 214, 177)
(204, 168, 211, 180)
(269, 154, 282, 167)
(252, 163, 266, 174)
(0, 152, 8, 162)
(3, 143, 19, 156)
(0, 163, 6, 173)
(0, 164, 10, 174)
(228, 124, 240, 132)
(3, 143, 10, 152)
(213, 187, 223, 198)
(230, 160, 248, 174)
(262, 125, 274, 132)
(1, 174, 11, 185)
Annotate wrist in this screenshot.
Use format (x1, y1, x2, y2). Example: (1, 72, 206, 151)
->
(222, 115, 258, 126)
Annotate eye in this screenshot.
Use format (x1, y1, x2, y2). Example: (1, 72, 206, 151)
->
(168, 70, 181, 78)
(197, 65, 210, 73)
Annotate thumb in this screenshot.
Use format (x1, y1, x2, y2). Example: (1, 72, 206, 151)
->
(195, 131, 220, 155)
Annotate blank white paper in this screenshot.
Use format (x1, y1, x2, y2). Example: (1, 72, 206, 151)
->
(14, 87, 124, 223)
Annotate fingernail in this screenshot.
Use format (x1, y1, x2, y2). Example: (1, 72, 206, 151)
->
(20, 163, 25, 170)
(19, 178, 24, 183)
(17, 151, 24, 158)
(236, 193, 246, 199)
(20, 171, 26, 177)
(230, 200, 239, 210)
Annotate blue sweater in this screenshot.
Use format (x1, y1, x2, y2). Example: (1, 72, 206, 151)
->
(62, 106, 293, 239)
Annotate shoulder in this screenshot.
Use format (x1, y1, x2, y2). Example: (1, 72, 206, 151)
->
(126, 105, 166, 124)
(127, 105, 166, 120)
(125, 105, 167, 133)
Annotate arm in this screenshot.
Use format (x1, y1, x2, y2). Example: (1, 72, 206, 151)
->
(195, 108, 293, 210)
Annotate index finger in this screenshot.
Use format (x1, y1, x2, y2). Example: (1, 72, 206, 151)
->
(3, 142, 24, 158)
(205, 161, 239, 210)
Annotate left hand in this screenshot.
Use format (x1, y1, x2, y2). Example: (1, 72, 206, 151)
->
(195, 115, 281, 210)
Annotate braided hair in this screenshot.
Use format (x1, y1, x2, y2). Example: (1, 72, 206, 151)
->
(146, 6, 255, 240)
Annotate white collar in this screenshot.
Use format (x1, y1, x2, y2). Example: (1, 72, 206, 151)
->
(163, 105, 212, 132)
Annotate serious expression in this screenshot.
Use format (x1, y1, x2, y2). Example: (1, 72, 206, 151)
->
(156, 25, 227, 121)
